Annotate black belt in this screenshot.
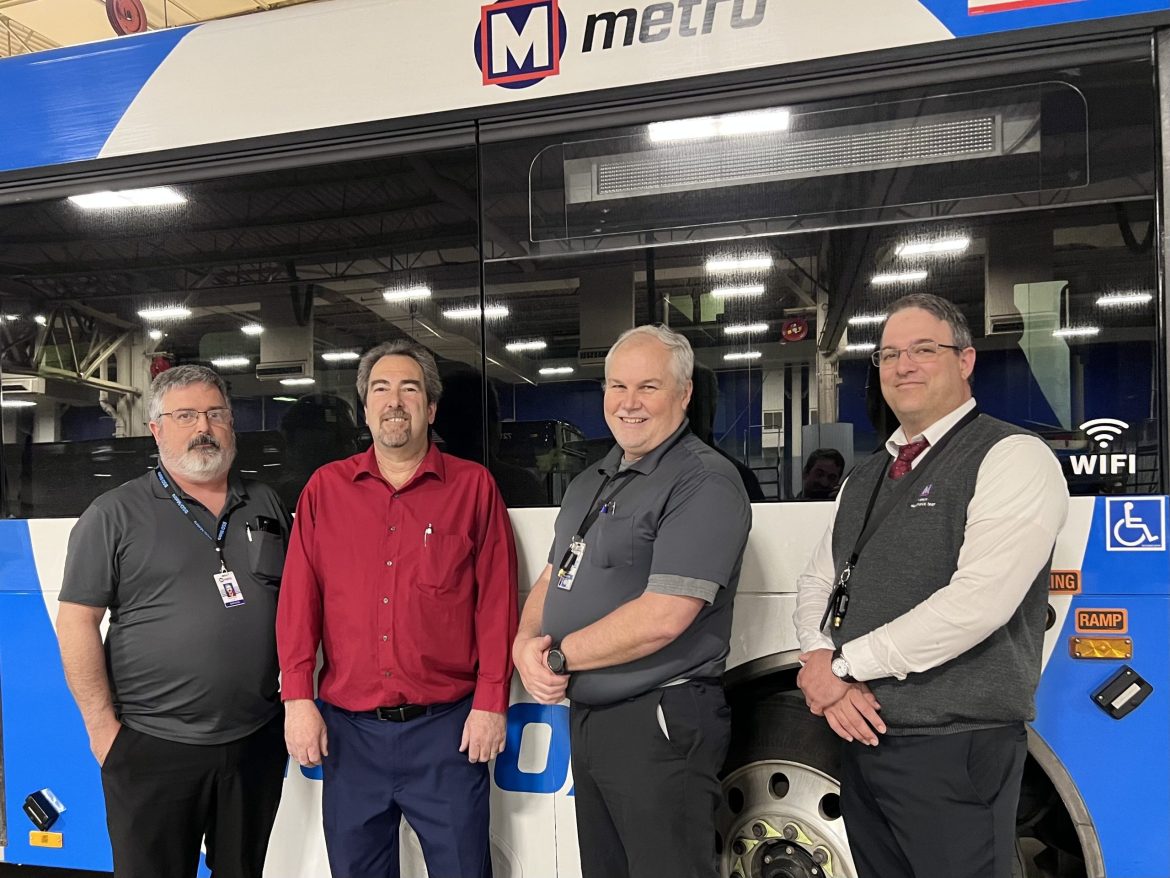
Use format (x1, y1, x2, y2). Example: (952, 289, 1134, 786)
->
(371, 704, 429, 722)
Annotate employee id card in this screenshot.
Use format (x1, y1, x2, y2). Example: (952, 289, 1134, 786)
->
(556, 538, 585, 591)
(214, 571, 246, 607)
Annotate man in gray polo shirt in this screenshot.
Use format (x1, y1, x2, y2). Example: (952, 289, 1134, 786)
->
(56, 365, 291, 878)
(513, 324, 752, 878)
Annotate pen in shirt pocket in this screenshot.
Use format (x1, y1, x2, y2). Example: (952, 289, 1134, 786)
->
(424, 523, 433, 547)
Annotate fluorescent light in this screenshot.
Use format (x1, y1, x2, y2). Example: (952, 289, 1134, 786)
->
(1052, 327, 1100, 338)
(69, 187, 186, 210)
(872, 270, 928, 286)
(724, 323, 769, 335)
(272, 397, 298, 403)
(137, 305, 191, 321)
(322, 351, 361, 362)
(148, 329, 163, 341)
(724, 351, 762, 361)
(711, 284, 766, 298)
(241, 323, 265, 336)
(846, 343, 877, 352)
(3, 314, 19, 321)
(539, 366, 575, 375)
(895, 237, 970, 258)
(848, 314, 886, 325)
(1096, 292, 1153, 307)
(443, 304, 509, 320)
(93, 473, 113, 478)
(383, 285, 432, 303)
(280, 377, 316, 386)
(1, 399, 36, 408)
(706, 256, 773, 273)
(210, 356, 250, 368)
(505, 340, 548, 352)
(649, 109, 790, 143)
(33, 314, 47, 326)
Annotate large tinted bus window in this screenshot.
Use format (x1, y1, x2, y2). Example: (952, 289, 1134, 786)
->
(0, 148, 486, 518)
(480, 59, 1159, 501)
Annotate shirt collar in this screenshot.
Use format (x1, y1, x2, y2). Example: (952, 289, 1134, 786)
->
(150, 465, 248, 503)
(599, 419, 691, 477)
(353, 442, 446, 486)
(885, 397, 977, 457)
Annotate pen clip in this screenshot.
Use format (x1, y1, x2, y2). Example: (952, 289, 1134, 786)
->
(424, 523, 433, 547)
(245, 523, 253, 542)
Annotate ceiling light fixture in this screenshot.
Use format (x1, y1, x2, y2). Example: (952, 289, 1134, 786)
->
(33, 314, 48, 326)
(1052, 327, 1100, 338)
(705, 256, 773, 273)
(279, 377, 316, 386)
(505, 340, 548, 352)
(1096, 292, 1153, 307)
(1, 399, 36, 408)
(148, 329, 163, 341)
(711, 284, 766, 298)
(383, 285, 432, 303)
(272, 396, 298, 403)
(210, 356, 250, 368)
(137, 305, 191, 321)
(724, 323, 769, 335)
(539, 366, 575, 375)
(724, 351, 763, 361)
(872, 270, 928, 286)
(443, 304, 509, 320)
(241, 323, 265, 336)
(69, 187, 186, 210)
(321, 351, 361, 362)
(894, 237, 971, 258)
(848, 314, 886, 325)
(845, 343, 877, 352)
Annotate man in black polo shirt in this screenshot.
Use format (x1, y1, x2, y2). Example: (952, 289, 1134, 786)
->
(513, 324, 752, 878)
(56, 364, 290, 878)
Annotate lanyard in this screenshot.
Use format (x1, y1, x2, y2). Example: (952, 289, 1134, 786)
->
(571, 471, 637, 542)
(821, 407, 980, 633)
(155, 468, 231, 573)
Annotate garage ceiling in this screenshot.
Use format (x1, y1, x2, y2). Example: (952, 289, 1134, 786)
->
(0, 0, 323, 58)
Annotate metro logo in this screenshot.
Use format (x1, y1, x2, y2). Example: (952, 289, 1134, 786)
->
(475, 0, 567, 88)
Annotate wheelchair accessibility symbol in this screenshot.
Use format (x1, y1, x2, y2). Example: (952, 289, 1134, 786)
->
(1106, 497, 1167, 551)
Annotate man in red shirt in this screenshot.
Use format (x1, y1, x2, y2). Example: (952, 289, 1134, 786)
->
(277, 340, 518, 878)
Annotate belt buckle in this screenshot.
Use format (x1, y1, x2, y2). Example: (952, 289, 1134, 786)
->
(375, 706, 406, 722)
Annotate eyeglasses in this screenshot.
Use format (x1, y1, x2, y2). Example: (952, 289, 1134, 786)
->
(158, 407, 233, 427)
(871, 342, 964, 368)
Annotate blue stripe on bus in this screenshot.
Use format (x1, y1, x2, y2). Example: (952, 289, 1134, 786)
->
(917, 0, 1170, 38)
(1031, 497, 1170, 878)
(0, 26, 194, 173)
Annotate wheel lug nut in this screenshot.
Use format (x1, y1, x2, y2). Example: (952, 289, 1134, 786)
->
(785, 846, 795, 855)
(813, 847, 829, 865)
(782, 823, 799, 840)
(763, 855, 773, 865)
(732, 840, 747, 856)
(752, 822, 767, 838)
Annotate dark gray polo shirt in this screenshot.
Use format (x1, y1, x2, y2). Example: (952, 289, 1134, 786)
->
(542, 422, 752, 705)
(60, 467, 291, 745)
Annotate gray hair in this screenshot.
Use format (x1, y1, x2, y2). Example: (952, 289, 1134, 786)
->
(356, 340, 443, 406)
(884, 293, 974, 350)
(148, 365, 231, 422)
(605, 324, 694, 390)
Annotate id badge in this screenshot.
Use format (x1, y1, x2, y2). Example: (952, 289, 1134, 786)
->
(556, 539, 585, 591)
(214, 571, 246, 607)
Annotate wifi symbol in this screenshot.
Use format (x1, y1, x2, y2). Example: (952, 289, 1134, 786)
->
(1079, 418, 1130, 450)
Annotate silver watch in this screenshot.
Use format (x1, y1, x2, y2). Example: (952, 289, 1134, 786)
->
(831, 648, 855, 682)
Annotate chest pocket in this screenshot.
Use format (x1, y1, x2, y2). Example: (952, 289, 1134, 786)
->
(420, 533, 475, 590)
(590, 514, 634, 568)
(248, 531, 286, 582)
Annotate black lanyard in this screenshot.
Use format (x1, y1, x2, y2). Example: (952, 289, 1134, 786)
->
(821, 407, 980, 633)
(571, 471, 638, 542)
(155, 468, 231, 573)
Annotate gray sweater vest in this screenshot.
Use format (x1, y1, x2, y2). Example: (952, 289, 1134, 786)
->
(831, 414, 1052, 735)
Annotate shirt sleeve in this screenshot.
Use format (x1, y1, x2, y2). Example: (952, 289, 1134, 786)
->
(843, 435, 1069, 682)
(471, 474, 519, 714)
(60, 500, 120, 608)
(646, 574, 719, 603)
(792, 483, 847, 653)
(276, 474, 325, 702)
(648, 471, 751, 590)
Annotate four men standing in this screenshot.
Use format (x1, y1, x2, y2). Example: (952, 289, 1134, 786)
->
(56, 301, 1068, 878)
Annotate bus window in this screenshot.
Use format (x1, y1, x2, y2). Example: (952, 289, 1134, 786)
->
(0, 146, 487, 518)
(479, 59, 1159, 499)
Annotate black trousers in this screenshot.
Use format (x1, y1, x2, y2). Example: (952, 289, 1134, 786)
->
(840, 723, 1028, 878)
(569, 681, 731, 878)
(100, 713, 286, 878)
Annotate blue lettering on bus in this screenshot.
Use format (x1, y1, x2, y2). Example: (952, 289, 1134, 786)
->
(494, 702, 572, 794)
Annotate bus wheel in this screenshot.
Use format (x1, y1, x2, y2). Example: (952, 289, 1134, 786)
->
(719, 690, 856, 878)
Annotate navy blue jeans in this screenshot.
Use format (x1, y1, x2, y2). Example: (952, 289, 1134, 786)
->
(320, 696, 491, 878)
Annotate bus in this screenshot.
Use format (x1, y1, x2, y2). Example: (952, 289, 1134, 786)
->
(1, 0, 1169, 875)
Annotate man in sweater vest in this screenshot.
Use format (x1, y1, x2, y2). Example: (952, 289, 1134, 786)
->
(793, 293, 1068, 878)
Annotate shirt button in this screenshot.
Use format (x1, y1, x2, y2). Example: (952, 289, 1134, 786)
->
(389, 526, 397, 533)
(385, 560, 393, 567)
(383, 671, 392, 677)
(382, 634, 388, 641)
(382, 597, 389, 604)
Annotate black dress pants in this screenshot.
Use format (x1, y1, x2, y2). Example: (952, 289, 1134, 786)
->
(100, 714, 286, 878)
(840, 723, 1028, 878)
(569, 680, 731, 878)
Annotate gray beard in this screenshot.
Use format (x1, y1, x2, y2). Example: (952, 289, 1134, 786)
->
(162, 443, 235, 482)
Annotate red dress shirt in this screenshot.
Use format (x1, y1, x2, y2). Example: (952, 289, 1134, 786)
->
(277, 444, 518, 714)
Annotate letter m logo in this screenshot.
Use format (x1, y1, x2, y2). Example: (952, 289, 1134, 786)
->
(480, 0, 562, 86)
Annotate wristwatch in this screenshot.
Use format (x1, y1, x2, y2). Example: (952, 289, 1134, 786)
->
(546, 646, 569, 676)
(830, 647, 856, 683)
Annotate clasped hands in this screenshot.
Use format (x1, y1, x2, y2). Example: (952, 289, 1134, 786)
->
(796, 648, 886, 746)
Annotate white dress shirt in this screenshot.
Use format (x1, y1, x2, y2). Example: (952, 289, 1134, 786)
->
(792, 397, 1069, 682)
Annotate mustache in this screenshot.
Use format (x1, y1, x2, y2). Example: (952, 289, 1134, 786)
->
(187, 434, 221, 451)
(381, 408, 410, 421)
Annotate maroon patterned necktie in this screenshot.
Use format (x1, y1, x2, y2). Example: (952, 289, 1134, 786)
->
(889, 438, 930, 480)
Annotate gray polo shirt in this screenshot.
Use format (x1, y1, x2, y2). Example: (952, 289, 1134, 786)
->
(60, 467, 291, 745)
(542, 422, 752, 705)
